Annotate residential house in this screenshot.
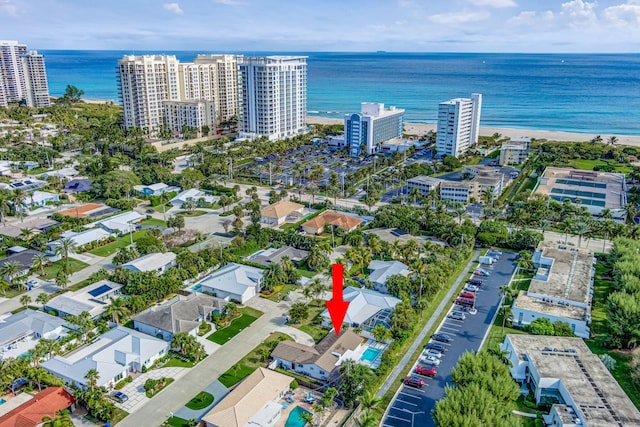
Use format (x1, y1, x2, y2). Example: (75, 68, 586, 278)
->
(45, 228, 113, 254)
(44, 280, 123, 319)
(260, 200, 304, 226)
(367, 260, 411, 293)
(301, 210, 363, 235)
(271, 330, 364, 381)
(170, 188, 216, 207)
(196, 262, 264, 304)
(0, 249, 44, 281)
(0, 387, 75, 427)
(132, 293, 226, 341)
(0, 218, 59, 239)
(122, 252, 177, 275)
(63, 178, 93, 194)
(21, 190, 59, 210)
(0, 310, 70, 360)
(92, 211, 144, 234)
(249, 246, 309, 267)
(40, 167, 79, 181)
(320, 287, 401, 334)
(42, 327, 169, 389)
(133, 182, 180, 197)
(201, 367, 293, 427)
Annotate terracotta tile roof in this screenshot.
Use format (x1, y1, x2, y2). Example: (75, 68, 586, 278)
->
(302, 210, 363, 231)
(58, 203, 106, 218)
(0, 387, 74, 427)
(260, 200, 304, 219)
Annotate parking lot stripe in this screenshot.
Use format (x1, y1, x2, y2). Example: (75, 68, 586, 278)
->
(398, 391, 421, 399)
(396, 398, 418, 406)
(386, 415, 411, 423)
(439, 326, 460, 332)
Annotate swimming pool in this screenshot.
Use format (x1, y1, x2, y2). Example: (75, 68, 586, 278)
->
(0, 399, 6, 405)
(284, 406, 312, 427)
(361, 347, 382, 362)
(190, 284, 202, 292)
(248, 249, 266, 260)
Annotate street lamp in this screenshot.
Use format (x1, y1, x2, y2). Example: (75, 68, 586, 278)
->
(400, 409, 424, 427)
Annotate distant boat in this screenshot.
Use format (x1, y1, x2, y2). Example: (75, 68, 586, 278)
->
(377, 50, 387, 54)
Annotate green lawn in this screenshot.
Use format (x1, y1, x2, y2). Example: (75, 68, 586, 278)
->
(40, 259, 89, 280)
(218, 332, 291, 388)
(176, 210, 207, 217)
(240, 306, 264, 318)
(292, 303, 329, 343)
(162, 355, 197, 368)
(88, 231, 146, 256)
(568, 158, 633, 174)
(163, 416, 194, 427)
(142, 218, 167, 227)
(264, 283, 298, 302)
(185, 391, 214, 410)
(207, 314, 258, 344)
(146, 378, 174, 398)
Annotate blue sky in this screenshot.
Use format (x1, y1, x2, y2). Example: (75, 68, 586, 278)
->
(2, 0, 640, 52)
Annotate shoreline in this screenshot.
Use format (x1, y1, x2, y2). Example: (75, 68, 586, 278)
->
(306, 116, 640, 147)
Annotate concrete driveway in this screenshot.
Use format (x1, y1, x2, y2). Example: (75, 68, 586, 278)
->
(114, 366, 190, 413)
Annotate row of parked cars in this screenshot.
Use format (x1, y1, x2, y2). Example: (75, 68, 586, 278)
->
(403, 251, 503, 389)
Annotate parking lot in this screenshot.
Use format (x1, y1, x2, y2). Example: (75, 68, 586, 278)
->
(383, 251, 518, 427)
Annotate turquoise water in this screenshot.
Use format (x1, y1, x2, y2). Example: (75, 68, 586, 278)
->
(190, 284, 202, 292)
(248, 250, 266, 260)
(39, 50, 640, 135)
(361, 347, 382, 362)
(285, 406, 312, 427)
(0, 399, 6, 405)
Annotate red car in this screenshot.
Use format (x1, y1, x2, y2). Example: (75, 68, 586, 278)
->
(459, 290, 476, 299)
(416, 365, 437, 377)
(404, 376, 425, 388)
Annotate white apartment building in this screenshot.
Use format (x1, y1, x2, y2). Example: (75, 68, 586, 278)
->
(237, 56, 307, 141)
(344, 102, 405, 156)
(435, 93, 482, 158)
(118, 55, 181, 133)
(163, 100, 216, 136)
(407, 175, 441, 195)
(500, 137, 530, 165)
(0, 41, 50, 108)
(187, 54, 239, 123)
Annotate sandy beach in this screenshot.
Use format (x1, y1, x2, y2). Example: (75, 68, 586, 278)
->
(306, 116, 640, 147)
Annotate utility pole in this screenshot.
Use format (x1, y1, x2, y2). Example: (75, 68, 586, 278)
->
(269, 161, 272, 186)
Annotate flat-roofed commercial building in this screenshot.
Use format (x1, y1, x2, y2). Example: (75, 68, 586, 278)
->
(512, 242, 595, 338)
(439, 180, 474, 204)
(407, 176, 441, 196)
(344, 102, 405, 156)
(533, 167, 627, 223)
(435, 93, 482, 157)
(501, 334, 640, 427)
(237, 56, 307, 141)
(500, 137, 530, 165)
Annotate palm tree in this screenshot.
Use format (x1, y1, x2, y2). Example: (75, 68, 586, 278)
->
(11, 189, 26, 222)
(560, 217, 575, 244)
(453, 204, 467, 225)
(359, 390, 382, 413)
(55, 271, 69, 289)
(20, 294, 31, 306)
(0, 260, 23, 288)
(54, 238, 78, 275)
(355, 412, 377, 427)
(84, 368, 100, 391)
(608, 136, 618, 145)
(0, 190, 11, 227)
(573, 222, 589, 247)
(591, 135, 603, 144)
(31, 253, 49, 277)
(42, 409, 74, 427)
(19, 227, 35, 242)
(104, 297, 130, 324)
(366, 234, 383, 260)
(36, 292, 50, 306)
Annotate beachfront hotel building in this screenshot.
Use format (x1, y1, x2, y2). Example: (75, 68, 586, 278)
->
(500, 137, 531, 165)
(533, 167, 628, 223)
(344, 102, 405, 157)
(117, 54, 240, 135)
(0, 40, 51, 108)
(435, 93, 482, 158)
(237, 56, 307, 141)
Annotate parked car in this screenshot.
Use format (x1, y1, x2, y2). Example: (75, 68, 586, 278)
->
(467, 279, 484, 286)
(456, 297, 475, 307)
(26, 280, 38, 287)
(423, 348, 443, 358)
(459, 290, 476, 299)
(111, 391, 128, 403)
(404, 376, 425, 388)
(420, 355, 441, 366)
(464, 285, 479, 293)
(431, 333, 452, 343)
(425, 342, 447, 352)
(473, 269, 490, 277)
(447, 311, 466, 321)
(416, 365, 437, 377)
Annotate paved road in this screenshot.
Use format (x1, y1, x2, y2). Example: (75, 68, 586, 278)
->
(382, 251, 518, 427)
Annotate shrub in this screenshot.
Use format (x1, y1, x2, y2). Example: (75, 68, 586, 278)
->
(290, 380, 299, 390)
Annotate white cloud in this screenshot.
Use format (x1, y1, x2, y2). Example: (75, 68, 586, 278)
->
(163, 2, 184, 15)
(508, 10, 554, 25)
(602, 2, 640, 26)
(0, 0, 17, 16)
(466, 0, 517, 7)
(560, 0, 597, 22)
(213, 0, 243, 5)
(429, 10, 490, 25)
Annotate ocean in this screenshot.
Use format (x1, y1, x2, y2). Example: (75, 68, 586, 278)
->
(40, 50, 640, 136)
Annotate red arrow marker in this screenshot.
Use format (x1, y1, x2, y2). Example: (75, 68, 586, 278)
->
(326, 263, 350, 336)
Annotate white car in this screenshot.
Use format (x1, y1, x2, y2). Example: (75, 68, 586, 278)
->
(464, 285, 479, 292)
(422, 349, 443, 359)
(26, 280, 38, 287)
(420, 355, 441, 366)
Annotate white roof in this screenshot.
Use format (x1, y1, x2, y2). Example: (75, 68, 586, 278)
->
(199, 262, 263, 296)
(28, 190, 58, 205)
(123, 252, 176, 273)
(42, 327, 169, 387)
(94, 211, 144, 232)
(134, 183, 169, 192)
(0, 309, 69, 347)
(171, 188, 214, 204)
(51, 228, 112, 248)
(368, 260, 411, 286)
(45, 280, 123, 318)
(322, 286, 401, 325)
